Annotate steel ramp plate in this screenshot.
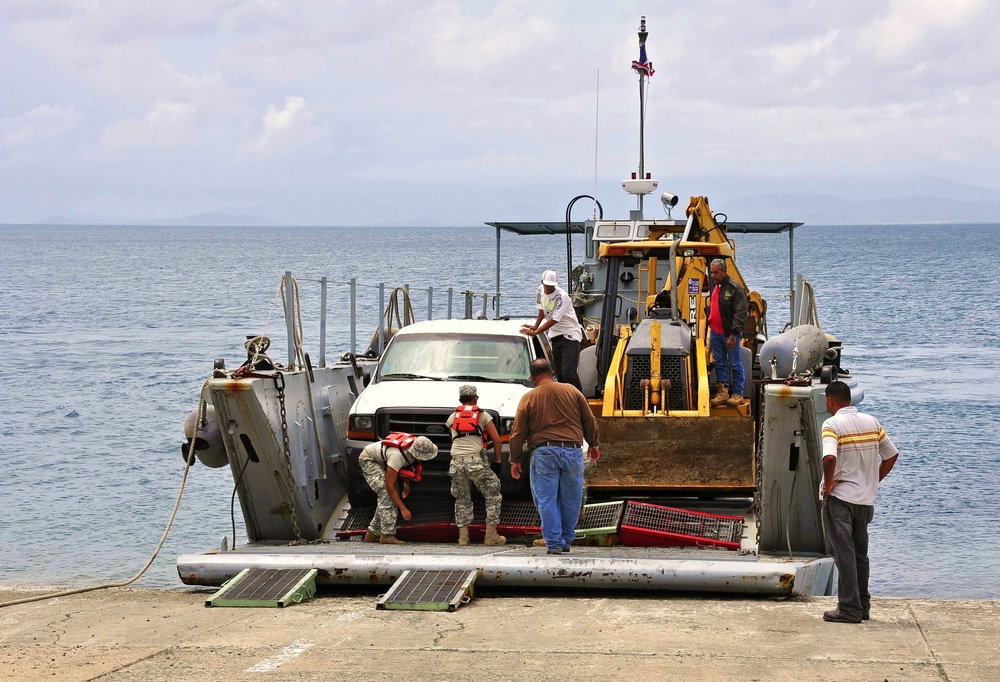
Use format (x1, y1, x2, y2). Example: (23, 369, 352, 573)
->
(205, 567, 318, 608)
(376, 569, 479, 611)
(575, 500, 626, 538)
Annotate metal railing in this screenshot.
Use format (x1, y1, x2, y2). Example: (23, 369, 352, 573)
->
(279, 271, 538, 368)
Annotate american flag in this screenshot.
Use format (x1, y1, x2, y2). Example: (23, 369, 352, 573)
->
(631, 43, 654, 77)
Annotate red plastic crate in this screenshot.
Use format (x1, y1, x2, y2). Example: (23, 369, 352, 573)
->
(619, 501, 744, 551)
(396, 522, 457, 543)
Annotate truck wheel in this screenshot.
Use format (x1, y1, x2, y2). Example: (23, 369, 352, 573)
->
(344, 450, 377, 508)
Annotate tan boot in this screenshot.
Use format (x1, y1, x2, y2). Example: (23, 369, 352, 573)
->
(458, 527, 470, 546)
(710, 383, 729, 406)
(379, 535, 405, 545)
(364, 531, 379, 543)
(725, 392, 744, 406)
(532, 538, 547, 547)
(484, 524, 507, 546)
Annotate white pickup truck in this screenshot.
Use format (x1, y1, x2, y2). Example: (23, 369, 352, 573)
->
(342, 318, 553, 507)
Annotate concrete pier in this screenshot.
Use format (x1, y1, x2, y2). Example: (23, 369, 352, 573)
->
(1, 586, 997, 681)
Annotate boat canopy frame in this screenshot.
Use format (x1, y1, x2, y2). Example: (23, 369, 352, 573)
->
(486, 219, 805, 324)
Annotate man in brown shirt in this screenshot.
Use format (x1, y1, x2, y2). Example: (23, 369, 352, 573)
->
(510, 359, 600, 554)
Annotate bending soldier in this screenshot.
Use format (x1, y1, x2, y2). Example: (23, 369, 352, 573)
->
(359, 434, 438, 545)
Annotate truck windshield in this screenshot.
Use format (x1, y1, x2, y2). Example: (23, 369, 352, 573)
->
(377, 333, 530, 383)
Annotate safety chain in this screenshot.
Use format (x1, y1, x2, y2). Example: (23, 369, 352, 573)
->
(740, 393, 766, 556)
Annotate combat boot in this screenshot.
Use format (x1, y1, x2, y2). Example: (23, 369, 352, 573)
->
(380, 535, 405, 545)
(725, 392, 744, 406)
(458, 526, 470, 546)
(364, 531, 379, 543)
(484, 524, 507, 546)
(710, 383, 729, 406)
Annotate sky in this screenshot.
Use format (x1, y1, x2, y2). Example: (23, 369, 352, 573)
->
(2, 0, 1000, 225)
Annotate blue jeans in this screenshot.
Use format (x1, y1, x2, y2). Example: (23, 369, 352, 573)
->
(710, 331, 745, 396)
(529, 446, 585, 550)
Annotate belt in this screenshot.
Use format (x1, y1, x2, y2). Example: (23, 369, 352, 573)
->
(533, 441, 581, 449)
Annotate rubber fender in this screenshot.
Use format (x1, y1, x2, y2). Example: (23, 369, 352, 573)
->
(757, 324, 827, 379)
(181, 405, 228, 468)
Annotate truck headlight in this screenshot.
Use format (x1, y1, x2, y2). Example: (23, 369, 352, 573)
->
(501, 418, 515, 434)
(348, 414, 375, 438)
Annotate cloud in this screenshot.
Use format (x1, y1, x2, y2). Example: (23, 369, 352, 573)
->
(100, 100, 196, 151)
(421, 1, 558, 74)
(2, 2, 1000, 224)
(875, 0, 987, 58)
(251, 95, 322, 154)
(0, 104, 80, 148)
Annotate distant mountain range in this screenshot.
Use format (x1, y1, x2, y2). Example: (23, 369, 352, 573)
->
(725, 192, 1000, 225)
(35, 212, 281, 227)
(26, 176, 1000, 226)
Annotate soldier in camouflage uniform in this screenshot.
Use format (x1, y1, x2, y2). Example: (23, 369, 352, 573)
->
(446, 385, 506, 546)
(359, 435, 438, 545)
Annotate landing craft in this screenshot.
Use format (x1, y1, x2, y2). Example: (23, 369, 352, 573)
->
(178, 17, 853, 596)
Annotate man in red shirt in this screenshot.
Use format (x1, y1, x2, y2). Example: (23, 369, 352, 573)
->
(707, 259, 748, 407)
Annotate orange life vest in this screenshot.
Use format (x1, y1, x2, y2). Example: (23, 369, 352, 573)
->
(382, 431, 415, 450)
(451, 405, 487, 445)
(381, 432, 418, 468)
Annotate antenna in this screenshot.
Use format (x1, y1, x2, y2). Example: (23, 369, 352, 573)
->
(593, 69, 600, 219)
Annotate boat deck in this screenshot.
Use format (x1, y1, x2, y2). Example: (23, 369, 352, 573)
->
(176, 541, 835, 596)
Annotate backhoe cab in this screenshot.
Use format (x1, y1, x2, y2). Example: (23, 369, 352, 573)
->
(587, 197, 765, 495)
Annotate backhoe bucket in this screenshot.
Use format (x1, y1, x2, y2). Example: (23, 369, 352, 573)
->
(588, 416, 755, 493)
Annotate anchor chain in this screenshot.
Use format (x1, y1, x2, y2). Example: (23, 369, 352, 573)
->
(274, 373, 304, 543)
(274, 372, 327, 546)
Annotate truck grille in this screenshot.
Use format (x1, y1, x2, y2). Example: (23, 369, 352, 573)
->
(375, 408, 500, 457)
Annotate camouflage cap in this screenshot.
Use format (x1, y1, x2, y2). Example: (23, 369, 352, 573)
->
(458, 384, 478, 399)
(407, 436, 439, 461)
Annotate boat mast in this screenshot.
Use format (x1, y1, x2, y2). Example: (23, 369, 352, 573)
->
(622, 17, 656, 217)
(637, 17, 648, 214)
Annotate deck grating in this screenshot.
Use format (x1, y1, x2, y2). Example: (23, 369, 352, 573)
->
(205, 567, 317, 607)
(376, 569, 479, 611)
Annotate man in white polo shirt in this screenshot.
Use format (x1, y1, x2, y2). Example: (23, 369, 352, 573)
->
(521, 269, 583, 392)
(820, 380, 899, 624)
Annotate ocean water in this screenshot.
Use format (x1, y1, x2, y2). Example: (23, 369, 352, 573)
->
(1, 222, 999, 597)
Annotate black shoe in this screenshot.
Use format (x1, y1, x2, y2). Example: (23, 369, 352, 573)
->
(561, 546, 571, 553)
(823, 609, 862, 624)
(546, 548, 562, 555)
(862, 611, 870, 621)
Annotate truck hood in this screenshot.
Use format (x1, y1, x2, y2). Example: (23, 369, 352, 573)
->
(351, 380, 531, 416)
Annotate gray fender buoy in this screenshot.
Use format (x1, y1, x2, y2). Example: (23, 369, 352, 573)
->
(181, 405, 228, 468)
(757, 324, 828, 379)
